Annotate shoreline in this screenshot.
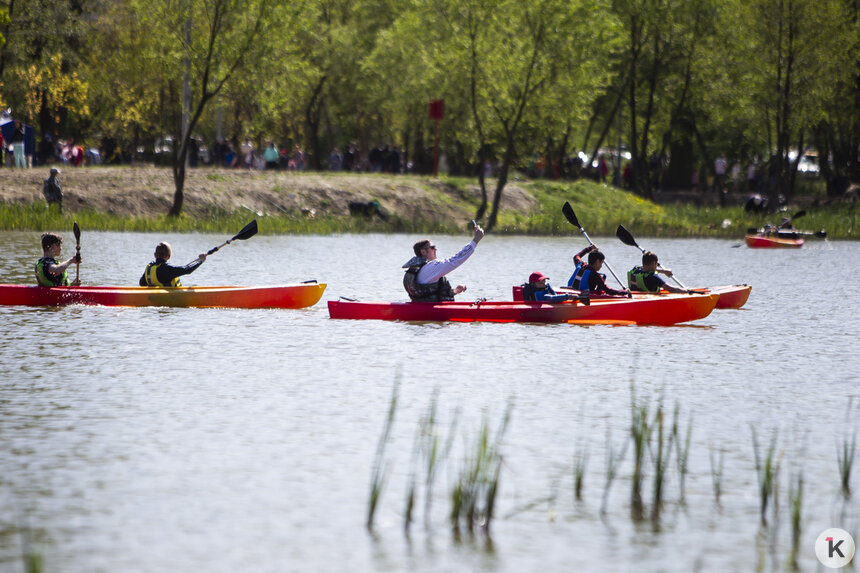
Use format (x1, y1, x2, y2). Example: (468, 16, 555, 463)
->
(0, 165, 853, 238)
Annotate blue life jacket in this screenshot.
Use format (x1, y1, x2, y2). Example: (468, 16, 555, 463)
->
(568, 264, 592, 291)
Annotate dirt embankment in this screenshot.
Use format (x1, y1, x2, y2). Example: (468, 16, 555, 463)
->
(0, 166, 538, 223)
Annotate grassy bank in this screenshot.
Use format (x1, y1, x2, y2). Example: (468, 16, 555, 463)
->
(0, 170, 854, 239)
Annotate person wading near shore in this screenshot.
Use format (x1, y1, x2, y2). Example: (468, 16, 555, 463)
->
(403, 224, 485, 301)
(35, 232, 81, 287)
(139, 242, 207, 287)
(627, 251, 692, 294)
(42, 167, 63, 209)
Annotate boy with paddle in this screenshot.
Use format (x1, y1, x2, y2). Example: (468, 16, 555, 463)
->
(35, 232, 82, 287)
(140, 242, 207, 287)
(628, 251, 693, 294)
(567, 245, 631, 297)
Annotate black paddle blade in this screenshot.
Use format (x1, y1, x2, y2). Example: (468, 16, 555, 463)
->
(616, 225, 639, 247)
(73, 221, 81, 242)
(562, 202, 581, 228)
(815, 230, 828, 238)
(233, 219, 258, 241)
(791, 210, 806, 220)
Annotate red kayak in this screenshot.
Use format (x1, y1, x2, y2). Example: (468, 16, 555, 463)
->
(0, 282, 326, 309)
(745, 233, 803, 248)
(328, 292, 719, 326)
(705, 284, 751, 309)
(512, 284, 750, 310)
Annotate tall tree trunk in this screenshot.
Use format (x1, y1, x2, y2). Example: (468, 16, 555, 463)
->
(305, 76, 327, 171)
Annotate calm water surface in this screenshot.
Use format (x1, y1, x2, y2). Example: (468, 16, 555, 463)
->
(0, 230, 857, 572)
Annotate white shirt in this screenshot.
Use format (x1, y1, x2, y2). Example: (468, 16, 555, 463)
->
(715, 157, 727, 175)
(417, 241, 477, 284)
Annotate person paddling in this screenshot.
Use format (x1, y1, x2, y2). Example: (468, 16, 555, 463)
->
(403, 224, 485, 301)
(567, 245, 630, 297)
(627, 251, 692, 294)
(139, 242, 207, 287)
(522, 272, 576, 303)
(35, 232, 81, 287)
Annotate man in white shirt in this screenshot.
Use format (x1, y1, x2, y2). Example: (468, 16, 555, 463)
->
(402, 224, 485, 301)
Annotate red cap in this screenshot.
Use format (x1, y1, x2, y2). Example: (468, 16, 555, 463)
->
(529, 272, 549, 283)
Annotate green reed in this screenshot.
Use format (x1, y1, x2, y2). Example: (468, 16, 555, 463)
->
(629, 386, 653, 521)
(601, 425, 627, 515)
(751, 427, 781, 527)
(572, 441, 589, 502)
(367, 379, 400, 531)
(837, 432, 856, 500)
(709, 446, 725, 505)
(787, 471, 804, 571)
(19, 525, 44, 573)
(672, 405, 693, 504)
(450, 401, 513, 536)
(650, 402, 674, 524)
(836, 400, 856, 499)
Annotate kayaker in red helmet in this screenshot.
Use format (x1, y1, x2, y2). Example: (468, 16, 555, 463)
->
(139, 242, 207, 287)
(628, 251, 692, 294)
(521, 272, 576, 302)
(567, 245, 630, 297)
(403, 223, 485, 301)
(35, 232, 81, 287)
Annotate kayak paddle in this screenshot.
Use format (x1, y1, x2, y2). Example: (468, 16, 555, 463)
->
(615, 224, 688, 289)
(73, 221, 81, 282)
(562, 201, 624, 288)
(198, 219, 258, 261)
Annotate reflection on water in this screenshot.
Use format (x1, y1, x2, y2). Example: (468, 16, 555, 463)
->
(0, 231, 857, 572)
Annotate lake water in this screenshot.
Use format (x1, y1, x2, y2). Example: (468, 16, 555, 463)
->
(0, 230, 857, 572)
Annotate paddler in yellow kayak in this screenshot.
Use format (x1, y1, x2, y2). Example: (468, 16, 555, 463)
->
(140, 242, 207, 287)
(35, 232, 81, 287)
(627, 251, 692, 294)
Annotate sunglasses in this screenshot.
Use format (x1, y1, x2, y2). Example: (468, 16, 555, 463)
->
(427, 245, 437, 250)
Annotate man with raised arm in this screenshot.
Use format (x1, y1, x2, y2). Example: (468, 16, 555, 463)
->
(402, 224, 485, 301)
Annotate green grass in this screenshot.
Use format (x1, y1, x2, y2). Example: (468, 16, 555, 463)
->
(3, 175, 855, 237)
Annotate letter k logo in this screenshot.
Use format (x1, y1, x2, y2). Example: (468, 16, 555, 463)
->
(816, 528, 855, 568)
(828, 538, 845, 558)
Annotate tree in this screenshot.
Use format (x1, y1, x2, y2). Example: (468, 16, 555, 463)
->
(121, 0, 270, 216)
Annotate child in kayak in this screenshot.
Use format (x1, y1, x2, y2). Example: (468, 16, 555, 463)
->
(403, 224, 485, 301)
(522, 272, 576, 302)
(567, 245, 630, 297)
(140, 242, 207, 287)
(35, 232, 81, 287)
(627, 251, 691, 294)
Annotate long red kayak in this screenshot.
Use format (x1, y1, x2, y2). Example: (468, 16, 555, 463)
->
(512, 284, 751, 310)
(328, 293, 719, 325)
(0, 282, 326, 309)
(745, 233, 803, 248)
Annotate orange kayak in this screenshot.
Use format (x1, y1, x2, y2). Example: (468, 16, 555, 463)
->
(0, 282, 326, 309)
(328, 292, 719, 325)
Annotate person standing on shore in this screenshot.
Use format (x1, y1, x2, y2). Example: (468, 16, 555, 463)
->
(42, 167, 63, 209)
(11, 119, 26, 168)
